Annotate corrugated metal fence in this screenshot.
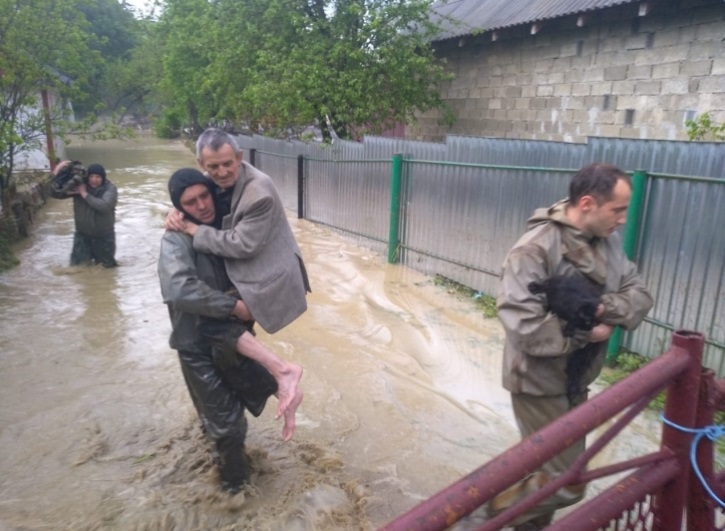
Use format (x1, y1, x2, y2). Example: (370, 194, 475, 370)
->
(236, 134, 725, 373)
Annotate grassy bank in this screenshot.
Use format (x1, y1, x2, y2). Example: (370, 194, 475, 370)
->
(433, 274, 498, 318)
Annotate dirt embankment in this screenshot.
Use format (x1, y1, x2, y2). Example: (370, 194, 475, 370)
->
(0, 171, 52, 270)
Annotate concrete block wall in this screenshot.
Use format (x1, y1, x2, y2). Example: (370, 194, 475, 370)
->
(408, 0, 725, 143)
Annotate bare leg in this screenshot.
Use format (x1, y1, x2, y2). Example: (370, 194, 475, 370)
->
(281, 389, 303, 441)
(236, 331, 303, 419)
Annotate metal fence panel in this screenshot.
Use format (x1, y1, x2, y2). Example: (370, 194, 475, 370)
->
(401, 162, 571, 297)
(629, 177, 725, 373)
(302, 141, 391, 247)
(236, 134, 254, 165)
(446, 135, 588, 168)
(231, 132, 725, 373)
(248, 136, 298, 210)
(587, 137, 725, 179)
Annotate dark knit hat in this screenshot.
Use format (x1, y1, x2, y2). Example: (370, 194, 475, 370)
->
(168, 168, 213, 211)
(86, 163, 106, 182)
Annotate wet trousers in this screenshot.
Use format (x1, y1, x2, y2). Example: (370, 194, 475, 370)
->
(509, 392, 588, 525)
(198, 317, 278, 417)
(177, 348, 247, 445)
(177, 347, 271, 490)
(70, 230, 117, 268)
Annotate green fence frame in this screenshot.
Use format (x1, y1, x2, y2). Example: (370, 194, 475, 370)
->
(264, 151, 724, 368)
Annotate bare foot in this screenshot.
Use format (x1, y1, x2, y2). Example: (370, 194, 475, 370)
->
(275, 363, 303, 419)
(281, 389, 303, 441)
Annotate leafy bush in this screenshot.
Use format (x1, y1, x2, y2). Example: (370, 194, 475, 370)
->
(685, 112, 725, 142)
(153, 109, 184, 139)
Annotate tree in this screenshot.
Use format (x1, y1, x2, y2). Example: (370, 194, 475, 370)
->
(158, 0, 453, 141)
(0, 0, 100, 204)
(155, 0, 220, 135)
(95, 20, 164, 126)
(72, 0, 145, 119)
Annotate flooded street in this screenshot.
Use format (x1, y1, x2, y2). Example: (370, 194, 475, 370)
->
(0, 138, 660, 530)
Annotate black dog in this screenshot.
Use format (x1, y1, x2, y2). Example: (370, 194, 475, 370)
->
(528, 272, 604, 403)
(528, 273, 602, 337)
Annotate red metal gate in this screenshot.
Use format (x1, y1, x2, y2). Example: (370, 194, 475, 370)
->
(380, 331, 725, 530)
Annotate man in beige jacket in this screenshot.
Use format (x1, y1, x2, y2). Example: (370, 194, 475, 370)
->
(494, 163, 654, 530)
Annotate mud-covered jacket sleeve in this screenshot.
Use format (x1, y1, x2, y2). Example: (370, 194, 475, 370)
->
(158, 232, 237, 319)
(83, 183, 117, 214)
(497, 247, 590, 357)
(600, 259, 653, 330)
(193, 191, 274, 260)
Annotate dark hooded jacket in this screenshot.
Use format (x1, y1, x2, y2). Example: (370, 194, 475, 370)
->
(158, 230, 238, 353)
(50, 167, 117, 237)
(159, 168, 233, 352)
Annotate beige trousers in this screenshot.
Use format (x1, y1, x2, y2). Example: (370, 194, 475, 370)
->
(506, 392, 588, 525)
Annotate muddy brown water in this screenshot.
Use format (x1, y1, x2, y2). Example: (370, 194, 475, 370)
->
(0, 138, 660, 530)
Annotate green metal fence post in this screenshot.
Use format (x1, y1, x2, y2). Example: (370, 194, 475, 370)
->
(606, 169, 648, 364)
(388, 154, 403, 263)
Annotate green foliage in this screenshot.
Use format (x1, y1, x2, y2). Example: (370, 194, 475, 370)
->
(72, 0, 141, 117)
(0, 0, 98, 183)
(433, 274, 498, 319)
(77, 0, 138, 60)
(685, 112, 725, 142)
(601, 350, 664, 411)
(601, 350, 649, 385)
(153, 108, 184, 139)
(96, 43, 160, 123)
(155, 0, 219, 134)
(156, 0, 454, 140)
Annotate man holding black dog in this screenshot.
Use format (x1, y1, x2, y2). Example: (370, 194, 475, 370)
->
(50, 160, 118, 267)
(493, 163, 654, 530)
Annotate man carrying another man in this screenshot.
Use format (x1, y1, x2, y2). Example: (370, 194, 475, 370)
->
(165, 128, 311, 419)
(159, 168, 301, 493)
(160, 128, 310, 493)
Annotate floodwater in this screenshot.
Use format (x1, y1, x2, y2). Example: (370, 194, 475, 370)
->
(0, 138, 660, 531)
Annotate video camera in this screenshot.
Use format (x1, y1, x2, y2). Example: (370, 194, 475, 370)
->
(51, 161, 87, 195)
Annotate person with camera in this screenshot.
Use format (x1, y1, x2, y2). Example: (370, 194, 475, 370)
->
(50, 160, 118, 268)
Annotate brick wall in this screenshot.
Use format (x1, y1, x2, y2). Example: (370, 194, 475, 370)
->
(408, 0, 725, 143)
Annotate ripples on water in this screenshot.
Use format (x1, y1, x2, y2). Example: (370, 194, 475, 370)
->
(0, 137, 661, 530)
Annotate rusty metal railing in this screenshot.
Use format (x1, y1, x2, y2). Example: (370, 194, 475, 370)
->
(686, 370, 725, 531)
(380, 331, 706, 531)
